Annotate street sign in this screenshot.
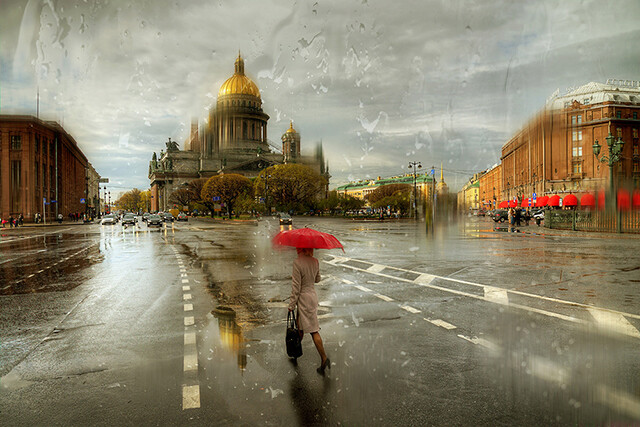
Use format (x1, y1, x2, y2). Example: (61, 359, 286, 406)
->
(212, 196, 221, 202)
(51, 200, 57, 203)
(80, 198, 86, 204)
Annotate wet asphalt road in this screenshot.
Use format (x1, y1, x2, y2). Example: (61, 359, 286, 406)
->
(0, 217, 639, 426)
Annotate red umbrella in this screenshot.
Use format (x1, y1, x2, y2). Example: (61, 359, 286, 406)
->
(618, 189, 631, 211)
(547, 195, 561, 207)
(536, 196, 549, 207)
(498, 201, 508, 208)
(580, 193, 595, 208)
(521, 198, 530, 207)
(273, 227, 344, 251)
(508, 199, 518, 208)
(633, 190, 640, 209)
(563, 194, 578, 207)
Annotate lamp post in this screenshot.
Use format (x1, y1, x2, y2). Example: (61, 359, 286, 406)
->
(264, 173, 272, 215)
(592, 131, 625, 212)
(408, 161, 422, 220)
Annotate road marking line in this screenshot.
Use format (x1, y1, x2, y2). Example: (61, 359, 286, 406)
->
(415, 273, 436, 285)
(400, 305, 421, 314)
(424, 318, 457, 330)
(374, 293, 394, 302)
(184, 332, 196, 345)
(184, 316, 194, 326)
(588, 308, 640, 338)
(327, 256, 640, 321)
(37, 270, 44, 273)
(342, 279, 354, 284)
(184, 304, 193, 311)
(182, 279, 189, 284)
(181, 273, 188, 277)
(329, 259, 586, 327)
(27, 274, 35, 278)
(182, 385, 200, 410)
(354, 285, 373, 292)
(458, 335, 502, 353)
(184, 353, 198, 371)
(182, 286, 190, 291)
(180, 268, 187, 272)
(596, 384, 640, 419)
(484, 286, 509, 305)
(367, 264, 385, 273)
(183, 294, 192, 301)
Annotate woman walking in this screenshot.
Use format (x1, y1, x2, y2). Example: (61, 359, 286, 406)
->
(288, 247, 330, 374)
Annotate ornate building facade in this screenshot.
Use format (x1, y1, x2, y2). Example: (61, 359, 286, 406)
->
(148, 54, 328, 211)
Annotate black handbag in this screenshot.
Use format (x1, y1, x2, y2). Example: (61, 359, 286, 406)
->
(286, 310, 303, 358)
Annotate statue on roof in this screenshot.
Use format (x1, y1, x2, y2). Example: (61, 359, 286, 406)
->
(166, 137, 179, 152)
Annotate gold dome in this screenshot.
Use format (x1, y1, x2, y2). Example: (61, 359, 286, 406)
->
(285, 120, 297, 134)
(218, 54, 261, 99)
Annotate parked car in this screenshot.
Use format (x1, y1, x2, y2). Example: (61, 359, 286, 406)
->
(491, 209, 508, 223)
(147, 214, 163, 227)
(177, 212, 188, 221)
(121, 213, 136, 225)
(100, 214, 116, 225)
(142, 213, 150, 222)
(163, 212, 175, 222)
(278, 213, 292, 225)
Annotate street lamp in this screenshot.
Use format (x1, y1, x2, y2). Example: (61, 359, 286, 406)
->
(408, 161, 422, 219)
(264, 173, 272, 215)
(592, 131, 625, 211)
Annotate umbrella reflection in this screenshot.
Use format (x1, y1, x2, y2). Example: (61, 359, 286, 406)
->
(213, 306, 247, 370)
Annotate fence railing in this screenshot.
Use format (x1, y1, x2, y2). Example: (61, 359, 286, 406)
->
(545, 209, 640, 233)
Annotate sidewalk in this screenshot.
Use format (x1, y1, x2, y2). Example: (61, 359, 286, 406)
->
(1, 221, 96, 230)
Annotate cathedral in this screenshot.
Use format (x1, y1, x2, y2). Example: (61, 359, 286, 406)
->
(148, 54, 328, 211)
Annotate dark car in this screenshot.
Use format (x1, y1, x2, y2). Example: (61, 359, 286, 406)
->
(492, 209, 508, 223)
(163, 213, 175, 222)
(122, 214, 136, 225)
(142, 212, 150, 222)
(147, 214, 162, 227)
(177, 212, 188, 221)
(278, 213, 292, 225)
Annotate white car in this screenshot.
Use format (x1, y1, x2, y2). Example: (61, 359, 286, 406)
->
(100, 214, 116, 225)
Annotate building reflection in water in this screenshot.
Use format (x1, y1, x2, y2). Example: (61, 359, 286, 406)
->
(212, 306, 247, 371)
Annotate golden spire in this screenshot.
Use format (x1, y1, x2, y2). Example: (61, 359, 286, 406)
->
(234, 51, 244, 75)
(440, 161, 444, 182)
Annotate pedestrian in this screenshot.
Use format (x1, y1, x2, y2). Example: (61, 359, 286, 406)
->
(288, 247, 330, 374)
(18, 213, 24, 226)
(8, 215, 14, 228)
(57, 213, 63, 224)
(515, 208, 522, 226)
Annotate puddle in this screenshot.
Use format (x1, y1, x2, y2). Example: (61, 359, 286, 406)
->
(0, 370, 33, 391)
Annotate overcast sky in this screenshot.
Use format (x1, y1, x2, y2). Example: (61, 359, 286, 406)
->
(1, 0, 639, 192)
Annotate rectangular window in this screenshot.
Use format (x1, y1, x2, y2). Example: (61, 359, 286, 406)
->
(577, 115, 582, 124)
(572, 131, 577, 141)
(571, 116, 576, 126)
(634, 112, 638, 119)
(633, 129, 638, 138)
(11, 160, 21, 212)
(573, 163, 582, 174)
(616, 111, 622, 119)
(617, 128, 623, 138)
(634, 161, 640, 173)
(572, 147, 583, 157)
(583, 98, 590, 105)
(11, 135, 22, 150)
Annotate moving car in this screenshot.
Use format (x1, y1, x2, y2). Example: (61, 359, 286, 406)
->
(177, 212, 188, 221)
(121, 213, 136, 225)
(279, 213, 292, 225)
(163, 213, 175, 222)
(142, 213, 150, 222)
(491, 209, 508, 223)
(147, 214, 162, 227)
(100, 214, 116, 225)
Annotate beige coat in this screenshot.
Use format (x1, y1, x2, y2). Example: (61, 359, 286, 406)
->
(288, 254, 321, 333)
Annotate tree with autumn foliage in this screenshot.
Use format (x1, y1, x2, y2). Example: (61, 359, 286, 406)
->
(201, 174, 252, 218)
(254, 164, 326, 213)
(115, 188, 147, 213)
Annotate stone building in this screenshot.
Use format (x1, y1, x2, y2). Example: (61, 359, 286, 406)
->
(477, 163, 502, 210)
(0, 115, 96, 222)
(500, 80, 640, 202)
(336, 173, 437, 201)
(149, 54, 329, 212)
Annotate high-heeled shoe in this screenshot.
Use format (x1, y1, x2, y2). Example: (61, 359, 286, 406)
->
(317, 358, 331, 374)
